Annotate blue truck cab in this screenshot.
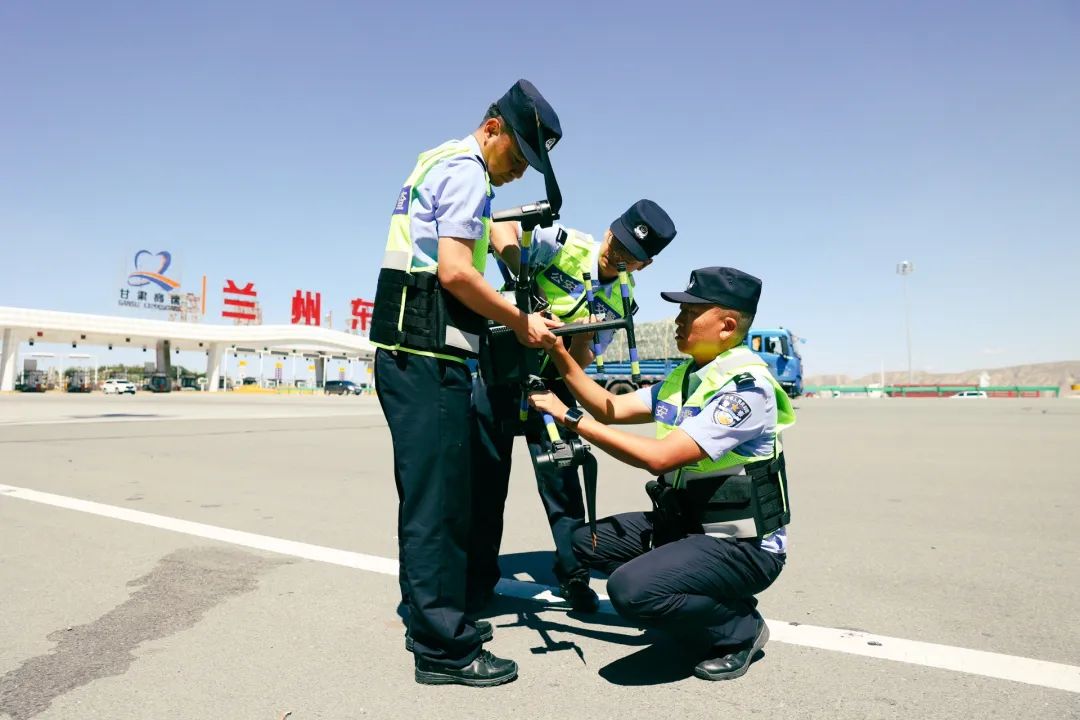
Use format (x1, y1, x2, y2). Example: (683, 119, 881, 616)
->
(745, 328, 803, 397)
(584, 324, 805, 398)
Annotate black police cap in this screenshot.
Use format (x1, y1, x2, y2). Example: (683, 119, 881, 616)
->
(661, 266, 762, 314)
(609, 199, 677, 261)
(495, 79, 562, 173)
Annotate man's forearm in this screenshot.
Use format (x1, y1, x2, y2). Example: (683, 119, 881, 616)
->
(442, 266, 524, 329)
(549, 350, 620, 423)
(497, 245, 521, 276)
(571, 416, 666, 473)
(488, 221, 521, 276)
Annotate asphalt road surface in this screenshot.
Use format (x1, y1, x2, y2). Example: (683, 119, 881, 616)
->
(2, 393, 1078, 719)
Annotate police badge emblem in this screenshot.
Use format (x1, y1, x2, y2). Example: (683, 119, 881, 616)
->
(713, 393, 752, 427)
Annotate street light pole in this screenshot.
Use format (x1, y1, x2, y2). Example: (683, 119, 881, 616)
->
(896, 261, 915, 385)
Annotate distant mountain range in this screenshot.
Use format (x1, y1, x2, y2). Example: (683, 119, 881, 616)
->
(806, 361, 1080, 388)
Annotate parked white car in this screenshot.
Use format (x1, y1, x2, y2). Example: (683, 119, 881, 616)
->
(102, 379, 137, 395)
(951, 390, 988, 399)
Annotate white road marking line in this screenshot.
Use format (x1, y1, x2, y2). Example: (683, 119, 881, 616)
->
(2, 482, 1078, 694)
(0, 482, 395, 575)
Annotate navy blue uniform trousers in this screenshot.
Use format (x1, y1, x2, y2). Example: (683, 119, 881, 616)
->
(469, 374, 590, 601)
(375, 348, 482, 668)
(572, 512, 785, 649)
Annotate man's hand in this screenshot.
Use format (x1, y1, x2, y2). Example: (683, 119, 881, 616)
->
(514, 312, 562, 349)
(528, 389, 569, 423)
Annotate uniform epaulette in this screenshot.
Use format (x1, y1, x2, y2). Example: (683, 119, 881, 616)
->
(731, 372, 756, 388)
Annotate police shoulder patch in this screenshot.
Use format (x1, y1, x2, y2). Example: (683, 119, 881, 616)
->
(712, 393, 752, 428)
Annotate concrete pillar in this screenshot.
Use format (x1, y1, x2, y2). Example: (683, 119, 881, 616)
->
(0, 329, 16, 392)
(315, 356, 325, 388)
(206, 343, 223, 393)
(156, 339, 172, 377)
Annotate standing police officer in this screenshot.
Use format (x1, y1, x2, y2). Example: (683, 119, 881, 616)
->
(370, 79, 563, 687)
(529, 267, 795, 681)
(469, 201, 676, 613)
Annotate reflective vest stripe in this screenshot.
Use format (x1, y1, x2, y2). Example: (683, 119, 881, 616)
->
(380, 250, 413, 272)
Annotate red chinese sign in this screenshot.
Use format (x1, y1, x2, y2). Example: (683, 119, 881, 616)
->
(350, 298, 374, 333)
(291, 290, 321, 326)
(222, 280, 258, 322)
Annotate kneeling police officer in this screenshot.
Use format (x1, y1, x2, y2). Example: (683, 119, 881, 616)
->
(529, 266, 795, 681)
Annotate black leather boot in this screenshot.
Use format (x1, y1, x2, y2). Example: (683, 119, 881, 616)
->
(693, 621, 769, 681)
(415, 650, 518, 687)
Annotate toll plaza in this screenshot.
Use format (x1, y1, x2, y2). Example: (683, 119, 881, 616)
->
(0, 306, 375, 393)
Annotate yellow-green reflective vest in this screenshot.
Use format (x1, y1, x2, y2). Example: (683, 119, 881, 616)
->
(370, 139, 492, 362)
(654, 346, 796, 537)
(535, 229, 634, 322)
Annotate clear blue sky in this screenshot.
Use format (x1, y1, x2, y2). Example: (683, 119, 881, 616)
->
(2, 1, 1078, 377)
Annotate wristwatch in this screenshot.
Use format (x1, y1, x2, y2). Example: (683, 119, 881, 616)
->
(563, 407, 584, 430)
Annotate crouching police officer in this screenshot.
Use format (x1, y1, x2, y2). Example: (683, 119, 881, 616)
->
(370, 79, 563, 687)
(470, 201, 677, 613)
(529, 267, 795, 681)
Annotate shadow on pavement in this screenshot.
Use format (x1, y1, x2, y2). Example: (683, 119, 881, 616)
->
(597, 637, 701, 685)
(599, 643, 767, 686)
(395, 551, 756, 685)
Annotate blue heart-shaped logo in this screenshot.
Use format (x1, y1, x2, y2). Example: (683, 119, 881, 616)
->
(128, 250, 178, 291)
(133, 250, 171, 275)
